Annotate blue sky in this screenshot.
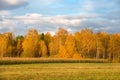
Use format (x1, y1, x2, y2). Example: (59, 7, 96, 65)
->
(0, 0, 120, 35)
(12, 0, 81, 15)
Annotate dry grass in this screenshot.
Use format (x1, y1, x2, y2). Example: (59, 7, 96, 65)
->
(0, 63, 120, 80)
(0, 58, 107, 65)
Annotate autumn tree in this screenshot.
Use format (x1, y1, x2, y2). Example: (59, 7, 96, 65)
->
(49, 35, 59, 56)
(56, 34, 81, 58)
(108, 34, 120, 62)
(0, 34, 7, 58)
(56, 45, 68, 58)
(15, 35, 24, 57)
(0, 32, 15, 57)
(39, 40, 48, 57)
(49, 28, 68, 57)
(95, 34, 104, 59)
(74, 32, 83, 58)
(79, 29, 96, 58)
(44, 32, 52, 56)
(56, 33, 75, 58)
(95, 32, 109, 59)
(6, 32, 15, 57)
(65, 34, 81, 58)
(56, 28, 68, 46)
(22, 29, 39, 57)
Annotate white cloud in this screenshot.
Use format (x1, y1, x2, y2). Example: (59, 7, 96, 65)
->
(67, 28, 72, 32)
(0, 11, 11, 16)
(11, 14, 82, 26)
(5, 0, 24, 5)
(0, 0, 28, 10)
(0, 13, 120, 35)
(0, 19, 15, 31)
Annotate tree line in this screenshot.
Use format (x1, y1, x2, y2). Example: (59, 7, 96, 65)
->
(0, 28, 120, 62)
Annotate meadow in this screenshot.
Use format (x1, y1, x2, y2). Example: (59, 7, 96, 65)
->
(0, 58, 120, 80)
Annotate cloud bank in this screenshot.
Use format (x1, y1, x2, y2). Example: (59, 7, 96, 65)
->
(0, 0, 120, 35)
(0, 0, 28, 10)
(0, 13, 120, 35)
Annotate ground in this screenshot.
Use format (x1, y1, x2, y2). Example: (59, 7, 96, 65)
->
(0, 63, 120, 80)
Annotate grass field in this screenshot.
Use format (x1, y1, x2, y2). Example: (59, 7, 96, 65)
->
(0, 63, 120, 80)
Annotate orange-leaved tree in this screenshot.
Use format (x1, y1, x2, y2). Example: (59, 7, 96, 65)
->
(22, 29, 39, 57)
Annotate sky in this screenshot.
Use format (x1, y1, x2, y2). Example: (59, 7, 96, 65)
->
(0, 0, 120, 35)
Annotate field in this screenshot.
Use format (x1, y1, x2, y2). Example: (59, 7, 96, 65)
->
(0, 61, 120, 80)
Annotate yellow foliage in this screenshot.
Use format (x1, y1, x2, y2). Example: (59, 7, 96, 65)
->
(22, 29, 39, 57)
(72, 53, 82, 59)
(0, 28, 120, 63)
(39, 40, 48, 57)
